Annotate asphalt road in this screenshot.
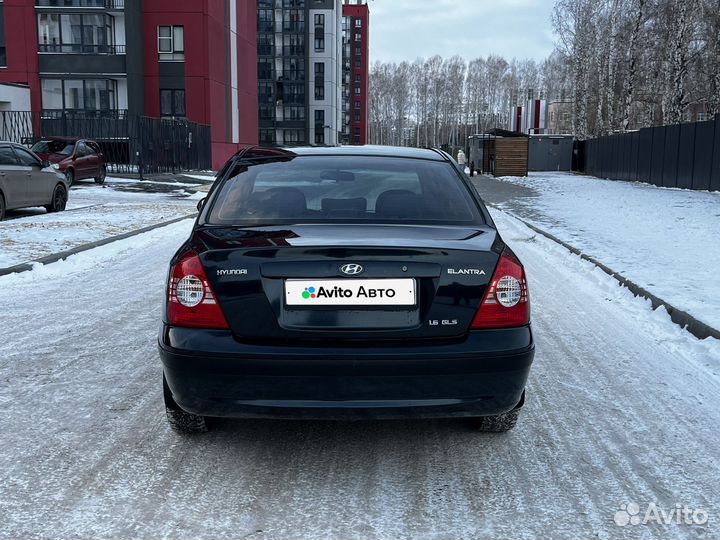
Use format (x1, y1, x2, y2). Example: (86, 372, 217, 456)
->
(1, 214, 718, 540)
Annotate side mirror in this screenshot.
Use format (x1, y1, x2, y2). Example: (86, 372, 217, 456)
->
(197, 197, 206, 212)
(41, 160, 51, 169)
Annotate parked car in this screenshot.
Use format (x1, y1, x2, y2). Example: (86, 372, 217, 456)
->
(31, 137, 107, 186)
(0, 142, 69, 221)
(159, 146, 535, 434)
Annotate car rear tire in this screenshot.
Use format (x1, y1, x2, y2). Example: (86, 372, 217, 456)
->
(65, 169, 74, 187)
(163, 374, 207, 434)
(45, 184, 67, 213)
(94, 165, 106, 185)
(0, 193, 5, 221)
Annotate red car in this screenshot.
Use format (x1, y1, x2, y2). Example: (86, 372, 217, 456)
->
(31, 137, 107, 186)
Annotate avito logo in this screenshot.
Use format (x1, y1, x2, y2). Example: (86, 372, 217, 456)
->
(302, 285, 396, 300)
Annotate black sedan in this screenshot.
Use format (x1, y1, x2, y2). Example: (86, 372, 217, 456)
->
(158, 146, 534, 433)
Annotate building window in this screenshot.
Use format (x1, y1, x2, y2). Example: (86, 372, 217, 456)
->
(354, 100, 361, 110)
(260, 129, 275, 144)
(0, 48, 6, 68)
(698, 112, 708, 122)
(354, 74, 361, 83)
(354, 18, 362, 28)
(283, 57, 305, 81)
(258, 9, 273, 32)
(283, 9, 304, 32)
(41, 78, 118, 113)
(354, 86, 361, 95)
(160, 89, 186, 118)
(314, 37, 325, 52)
(354, 127, 361, 144)
(158, 26, 184, 61)
(354, 33, 361, 42)
(314, 109, 325, 145)
(314, 62, 325, 101)
(283, 129, 305, 145)
(258, 59, 273, 80)
(284, 106, 305, 120)
(354, 110, 361, 122)
(314, 14, 324, 27)
(283, 34, 304, 56)
(38, 13, 115, 54)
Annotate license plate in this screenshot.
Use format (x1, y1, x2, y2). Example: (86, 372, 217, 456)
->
(285, 279, 416, 306)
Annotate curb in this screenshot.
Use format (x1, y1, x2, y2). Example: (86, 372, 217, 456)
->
(491, 205, 720, 341)
(0, 214, 196, 278)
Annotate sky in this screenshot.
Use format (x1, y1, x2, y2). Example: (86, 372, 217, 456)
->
(368, 0, 556, 64)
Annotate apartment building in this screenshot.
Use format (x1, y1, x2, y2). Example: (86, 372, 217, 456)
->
(0, 0, 258, 168)
(258, 0, 343, 146)
(341, 0, 368, 145)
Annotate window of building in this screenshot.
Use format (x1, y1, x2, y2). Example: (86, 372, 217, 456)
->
(354, 110, 361, 122)
(282, 83, 305, 104)
(354, 100, 361, 110)
(283, 34, 304, 56)
(314, 110, 325, 145)
(354, 86, 361, 95)
(260, 129, 275, 144)
(38, 13, 115, 54)
(314, 36, 325, 52)
(314, 62, 325, 101)
(354, 127, 361, 144)
(42, 78, 117, 113)
(355, 45, 362, 56)
(283, 129, 305, 145)
(283, 9, 304, 32)
(283, 57, 305, 81)
(258, 59, 273, 80)
(258, 9, 273, 32)
(354, 18, 362, 28)
(0, 47, 6, 68)
(314, 14, 324, 27)
(354, 74, 361, 83)
(158, 26, 184, 61)
(354, 33, 361, 42)
(160, 89, 186, 118)
(257, 34, 273, 56)
(698, 112, 709, 122)
(284, 106, 305, 120)
(354, 58, 361, 68)
(260, 104, 274, 120)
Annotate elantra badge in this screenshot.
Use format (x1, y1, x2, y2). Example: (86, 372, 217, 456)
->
(340, 263, 364, 275)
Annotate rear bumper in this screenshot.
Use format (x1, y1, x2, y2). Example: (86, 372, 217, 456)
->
(158, 325, 535, 419)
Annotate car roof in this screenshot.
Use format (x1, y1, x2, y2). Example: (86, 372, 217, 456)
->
(286, 145, 448, 161)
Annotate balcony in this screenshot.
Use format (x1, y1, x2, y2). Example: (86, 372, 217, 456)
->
(39, 44, 126, 55)
(36, 0, 124, 10)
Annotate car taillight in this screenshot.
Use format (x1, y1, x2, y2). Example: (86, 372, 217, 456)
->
(168, 251, 229, 329)
(471, 250, 530, 329)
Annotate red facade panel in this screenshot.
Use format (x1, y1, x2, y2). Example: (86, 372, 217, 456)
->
(0, 0, 41, 111)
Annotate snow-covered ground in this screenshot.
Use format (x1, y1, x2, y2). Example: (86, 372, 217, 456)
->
(0, 177, 202, 268)
(0, 210, 717, 539)
(488, 172, 720, 330)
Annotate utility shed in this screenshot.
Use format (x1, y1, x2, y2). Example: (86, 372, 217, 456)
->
(528, 135, 574, 171)
(467, 129, 529, 177)
(493, 137, 529, 177)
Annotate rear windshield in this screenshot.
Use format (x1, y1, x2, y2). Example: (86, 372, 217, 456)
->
(31, 140, 75, 155)
(207, 156, 483, 226)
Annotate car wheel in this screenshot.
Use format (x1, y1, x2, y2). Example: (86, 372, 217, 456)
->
(468, 408, 521, 432)
(45, 184, 67, 213)
(163, 374, 207, 434)
(65, 169, 74, 187)
(0, 193, 5, 221)
(94, 165, 106, 185)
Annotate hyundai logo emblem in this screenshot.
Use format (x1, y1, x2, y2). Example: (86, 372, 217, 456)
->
(340, 263, 364, 275)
